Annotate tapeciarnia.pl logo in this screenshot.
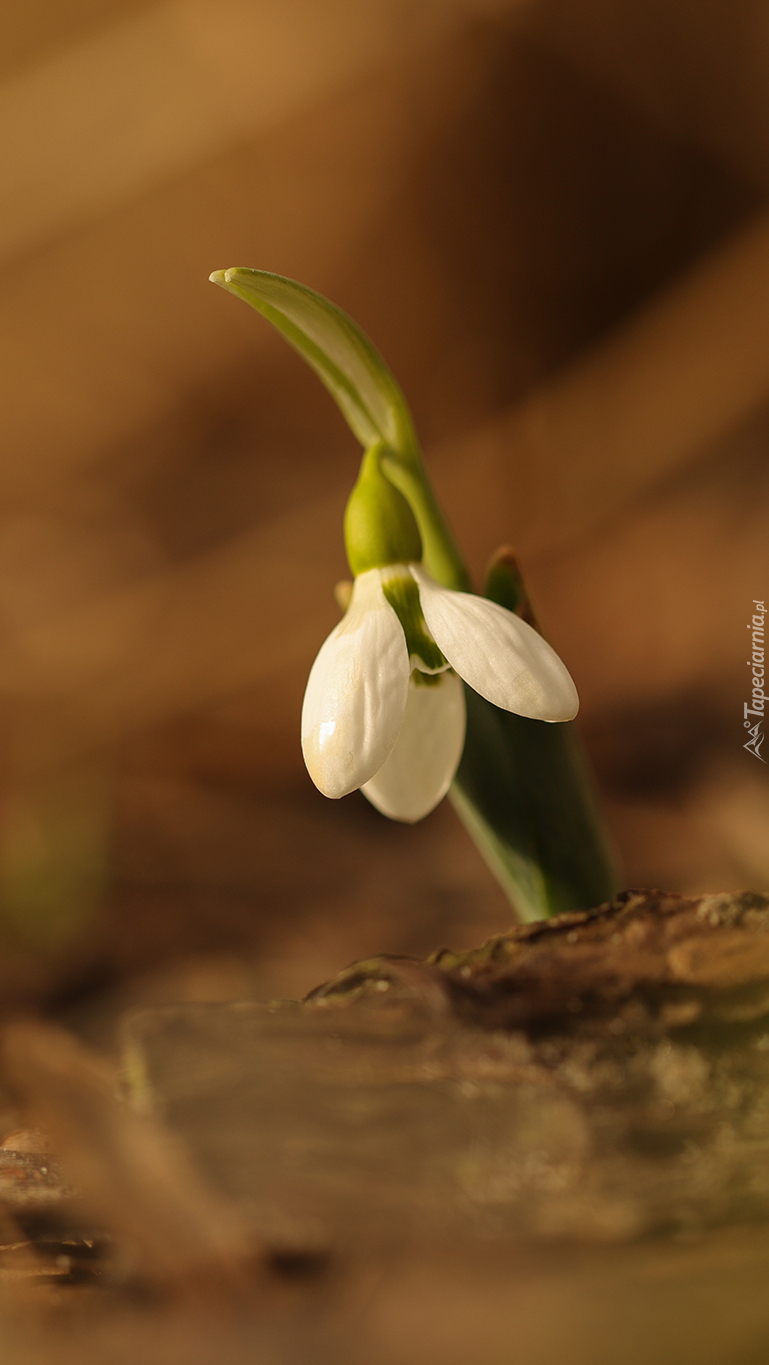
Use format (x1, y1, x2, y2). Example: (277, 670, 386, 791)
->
(744, 599, 766, 762)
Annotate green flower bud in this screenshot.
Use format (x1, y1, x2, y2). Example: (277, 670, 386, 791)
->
(483, 545, 540, 631)
(344, 443, 422, 575)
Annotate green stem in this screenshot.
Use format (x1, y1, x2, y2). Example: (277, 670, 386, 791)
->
(379, 448, 470, 593)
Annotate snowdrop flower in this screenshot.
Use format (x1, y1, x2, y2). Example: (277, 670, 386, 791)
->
(301, 444, 578, 823)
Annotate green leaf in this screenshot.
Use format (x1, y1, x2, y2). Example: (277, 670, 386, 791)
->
(451, 692, 619, 922)
(209, 268, 417, 457)
(448, 555, 620, 920)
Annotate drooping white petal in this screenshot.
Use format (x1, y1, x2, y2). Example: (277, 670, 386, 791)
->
(361, 670, 466, 822)
(302, 568, 410, 798)
(410, 564, 578, 722)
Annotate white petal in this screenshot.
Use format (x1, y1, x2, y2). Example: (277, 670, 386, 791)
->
(410, 564, 578, 722)
(361, 670, 466, 822)
(301, 568, 410, 798)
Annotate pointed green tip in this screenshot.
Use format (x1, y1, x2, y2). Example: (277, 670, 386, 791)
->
(209, 268, 257, 296)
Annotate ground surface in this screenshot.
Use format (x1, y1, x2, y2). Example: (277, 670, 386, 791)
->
(0, 890, 768, 1361)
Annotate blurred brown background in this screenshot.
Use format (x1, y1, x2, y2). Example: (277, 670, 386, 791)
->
(0, 0, 766, 1033)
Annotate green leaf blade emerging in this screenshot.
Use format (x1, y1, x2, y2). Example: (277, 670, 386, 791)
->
(452, 689, 619, 922)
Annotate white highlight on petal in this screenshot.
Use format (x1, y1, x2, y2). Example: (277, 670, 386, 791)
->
(301, 568, 410, 798)
(362, 670, 466, 823)
(410, 564, 579, 722)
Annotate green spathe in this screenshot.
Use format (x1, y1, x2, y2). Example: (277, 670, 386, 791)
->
(344, 445, 422, 575)
(209, 267, 414, 453)
(209, 267, 468, 592)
